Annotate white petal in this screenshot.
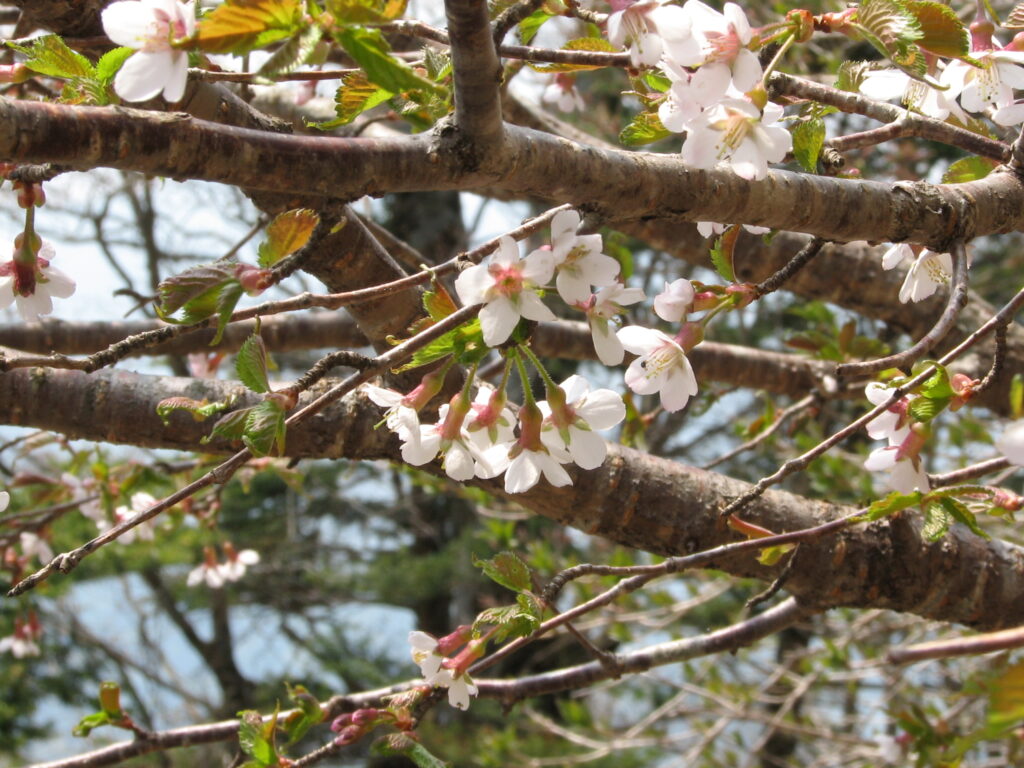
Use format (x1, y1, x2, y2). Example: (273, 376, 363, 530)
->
(517, 291, 556, 323)
(505, 453, 541, 494)
(617, 325, 667, 355)
(479, 299, 520, 346)
(114, 51, 176, 102)
(996, 419, 1024, 467)
(577, 389, 626, 430)
(567, 427, 607, 470)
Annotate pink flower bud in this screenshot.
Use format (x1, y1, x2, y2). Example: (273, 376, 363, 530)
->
(234, 263, 273, 295)
(726, 283, 757, 309)
(350, 708, 381, 726)
(330, 713, 352, 732)
(673, 322, 704, 353)
(401, 368, 447, 411)
(993, 489, 1024, 512)
(691, 291, 720, 312)
(0, 64, 29, 83)
(436, 625, 473, 656)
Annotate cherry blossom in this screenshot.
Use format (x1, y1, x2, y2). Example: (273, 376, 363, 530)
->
(465, 383, 517, 450)
(0, 490, 7, 514)
(682, 99, 792, 180)
(430, 667, 479, 710)
(541, 375, 626, 470)
(864, 382, 911, 445)
(859, 69, 967, 122)
(696, 221, 769, 238)
(220, 542, 259, 582)
(100, 492, 158, 544)
(654, 278, 695, 322)
(19, 532, 53, 566)
(187, 546, 226, 589)
(400, 395, 502, 481)
(542, 73, 585, 112)
(681, 1, 762, 93)
(996, 419, 1024, 467)
(503, 401, 573, 493)
(0, 239, 76, 323)
(454, 236, 555, 346)
(941, 49, 1024, 114)
(607, 0, 698, 68)
(898, 250, 953, 304)
(863, 446, 930, 494)
(617, 325, 699, 412)
(102, 0, 196, 103)
(409, 630, 444, 679)
(0, 613, 42, 659)
(363, 368, 447, 445)
(545, 210, 621, 305)
(582, 284, 647, 366)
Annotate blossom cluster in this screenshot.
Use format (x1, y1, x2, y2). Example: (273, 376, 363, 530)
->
(862, 382, 931, 494)
(608, 0, 791, 180)
(187, 542, 260, 588)
(408, 627, 481, 710)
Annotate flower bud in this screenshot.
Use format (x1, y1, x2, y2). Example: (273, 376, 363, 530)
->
(234, 263, 273, 295)
(0, 64, 29, 83)
(401, 367, 447, 411)
(673, 322, 704, 353)
(691, 291, 720, 312)
(993, 489, 1024, 512)
(726, 282, 757, 309)
(99, 682, 122, 716)
(436, 624, 473, 656)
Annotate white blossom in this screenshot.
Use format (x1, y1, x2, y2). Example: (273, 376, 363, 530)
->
(583, 284, 646, 366)
(696, 221, 770, 238)
(408, 630, 444, 679)
(899, 250, 952, 304)
(541, 375, 626, 470)
(607, 0, 698, 68)
(864, 446, 930, 494)
(100, 492, 158, 544)
(102, 0, 196, 102)
(653, 278, 695, 323)
(996, 419, 1024, 467)
(617, 325, 699, 412)
(429, 667, 479, 710)
(545, 210, 620, 305)
(0, 240, 75, 323)
(942, 49, 1024, 114)
(681, 0, 762, 93)
(682, 99, 792, 180)
(859, 69, 967, 122)
(864, 382, 911, 446)
(19, 532, 53, 566)
(454, 236, 555, 346)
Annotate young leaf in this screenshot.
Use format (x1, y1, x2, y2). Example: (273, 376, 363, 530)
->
(854, 0, 926, 78)
(282, 683, 324, 745)
(473, 551, 532, 592)
(917, 363, 954, 399)
(236, 333, 270, 394)
(327, 0, 409, 23)
(204, 407, 253, 444)
(258, 208, 320, 267)
(371, 733, 449, 768)
(196, 0, 303, 55)
(156, 396, 233, 425)
(157, 263, 235, 317)
(709, 226, 740, 283)
(866, 489, 923, 520)
(791, 116, 826, 173)
(1011, 373, 1023, 418)
(519, 10, 554, 44)
(619, 110, 672, 146)
(942, 156, 997, 184)
(256, 24, 323, 80)
(72, 711, 112, 738)
(9, 35, 94, 79)
(238, 710, 278, 766)
(335, 27, 444, 96)
(422, 284, 458, 322)
(528, 37, 618, 72)
(908, 395, 949, 422)
(939, 496, 990, 539)
(905, 0, 969, 58)
(989, 660, 1024, 726)
(922, 500, 952, 542)
(212, 281, 245, 345)
(757, 543, 796, 566)
(243, 399, 287, 457)
(312, 70, 395, 129)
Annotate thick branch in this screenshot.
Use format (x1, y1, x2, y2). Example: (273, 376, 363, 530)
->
(445, 0, 505, 156)
(3, 366, 1024, 631)
(2, 99, 1024, 248)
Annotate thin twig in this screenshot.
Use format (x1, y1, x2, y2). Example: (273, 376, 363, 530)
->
(888, 623, 1024, 665)
(493, 0, 546, 45)
(976, 323, 1007, 395)
(718, 282, 1024, 519)
(754, 238, 826, 297)
(7, 304, 482, 597)
(928, 457, 1011, 488)
(836, 239, 970, 378)
(702, 395, 817, 470)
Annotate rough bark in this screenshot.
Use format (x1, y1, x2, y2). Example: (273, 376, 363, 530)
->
(2, 365, 1021, 632)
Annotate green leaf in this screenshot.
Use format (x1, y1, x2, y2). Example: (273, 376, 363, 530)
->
(282, 684, 324, 746)
(394, 318, 485, 372)
(917, 363, 954, 399)
(989, 661, 1024, 726)
(528, 37, 618, 72)
(866, 489, 923, 520)
(243, 399, 287, 457)
(156, 396, 233, 425)
(258, 208, 320, 267)
(238, 710, 278, 766)
(908, 395, 949, 422)
(922, 500, 952, 542)
(335, 27, 444, 96)
(212, 281, 245, 345)
(256, 24, 324, 80)
(757, 543, 796, 566)
(204, 408, 253, 444)
(95, 48, 135, 88)
(519, 10, 554, 44)
(327, 0, 409, 23)
(72, 711, 112, 738)
(642, 70, 672, 92)
(835, 60, 873, 92)
(905, 0, 969, 58)
(371, 733, 449, 768)
(942, 156, 998, 184)
(474, 601, 541, 641)
(791, 117, 825, 173)
(236, 333, 270, 394)
(1011, 373, 1024, 418)
(197, 0, 304, 54)
(939, 496, 990, 539)
(854, 0, 926, 78)
(309, 70, 394, 130)
(9, 35, 93, 79)
(619, 110, 672, 146)
(422, 285, 458, 322)
(709, 226, 740, 282)
(157, 263, 236, 318)
(473, 551, 532, 592)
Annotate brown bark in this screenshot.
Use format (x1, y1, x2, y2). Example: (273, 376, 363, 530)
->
(2, 365, 1021, 632)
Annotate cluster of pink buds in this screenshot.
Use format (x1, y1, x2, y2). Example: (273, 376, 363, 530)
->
(408, 625, 484, 710)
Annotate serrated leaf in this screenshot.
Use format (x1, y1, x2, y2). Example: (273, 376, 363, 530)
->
(423, 285, 458, 322)
(619, 110, 672, 146)
(909, 395, 949, 422)
(258, 208, 320, 267)
(282, 683, 324, 745)
(519, 10, 554, 44)
(474, 551, 532, 592)
(256, 24, 323, 80)
(854, 0, 926, 79)
(335, 27, 444, 96)
(371, 733, 449, 768)
(529, 37, 619, 72)
(157, 264, 235, 317)
(204, 408, 252, 444)
(394, 318, 485, 371)
(940, 496, 990, 539)
(866, 489, 923, 520)
(792, 116, 826, 173)
(95, 48, 134, 88)
(9, 35, 93, 79)
(236, 333, 270, 393)
(156, 396, 232, 425)
(310, 70, 394, 129)
(211, 281, 245, 345)
(196, 0, 303, 54)
(475, 602, 541, 641)
(922, 500, 952, 541)
(243, 399, 287, 457)
(327, 0, 409, 23)
(835, 60, 873, 92)
(709, 226, 740, 282)
(942, 156, 998, 184)
(905, 1, 969, 58)
(238, 710, 278, 766)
